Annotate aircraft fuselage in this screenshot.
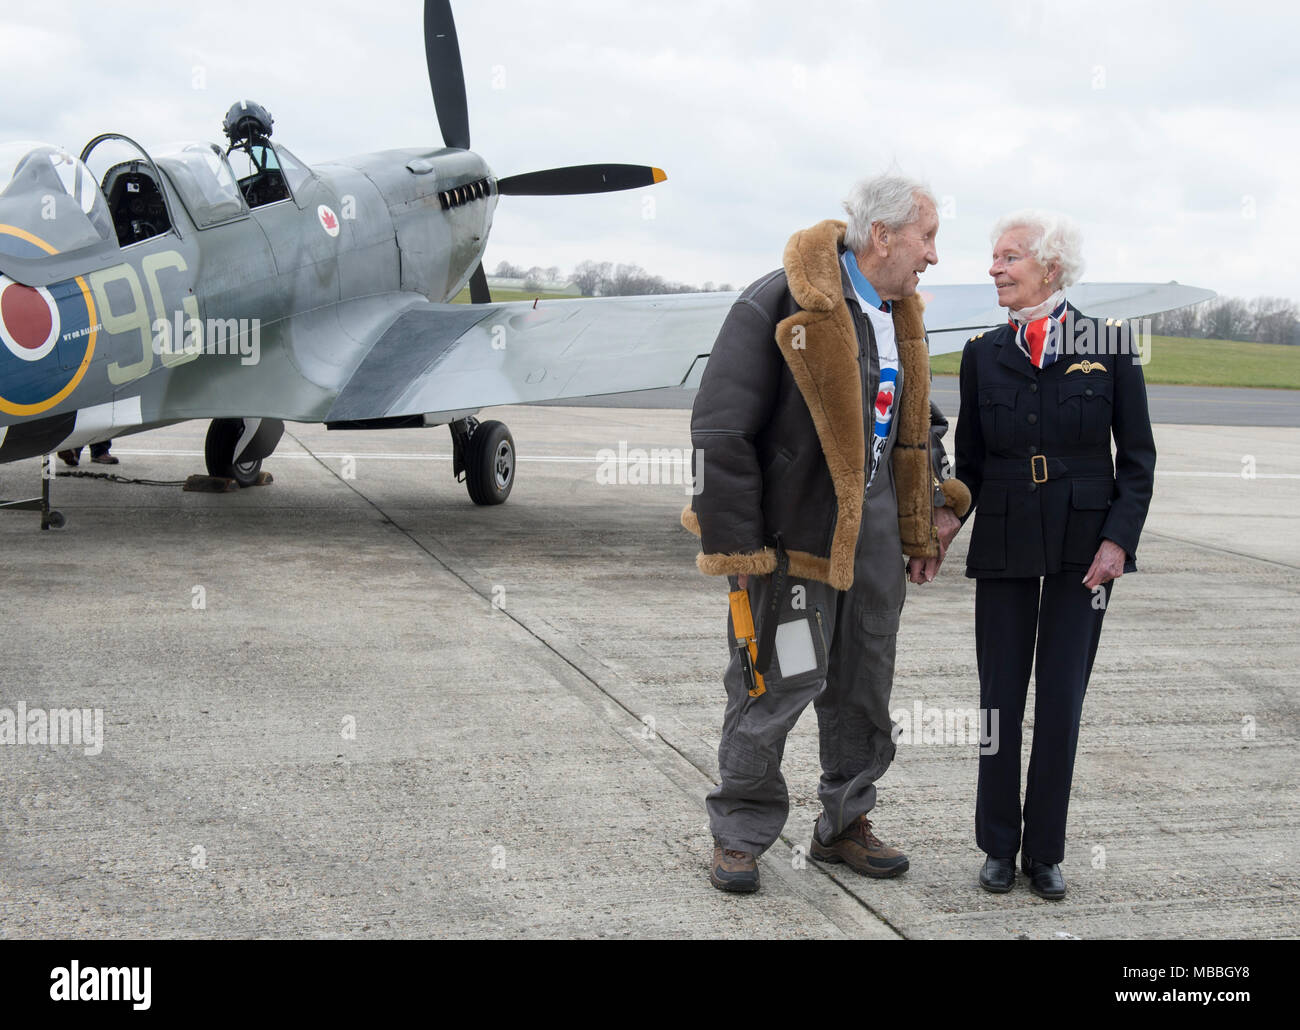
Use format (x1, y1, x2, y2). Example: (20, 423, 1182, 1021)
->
(0, 142, 497, 461)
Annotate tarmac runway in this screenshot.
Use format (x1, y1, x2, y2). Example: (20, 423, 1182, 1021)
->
(1, 401, 1297, 939)
(542, 377, 1300, 428)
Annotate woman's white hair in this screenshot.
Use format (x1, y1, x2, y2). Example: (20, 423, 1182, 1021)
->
(990, 209, 1086, 287)
(842, 173, 937, 253)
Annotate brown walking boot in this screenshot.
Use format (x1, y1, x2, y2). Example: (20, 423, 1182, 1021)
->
(709, 842, 760, 893)
(810, 814, 909, 878)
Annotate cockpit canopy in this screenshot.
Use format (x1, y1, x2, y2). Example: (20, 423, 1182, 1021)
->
(152, 142, 245, 227)
(0, 133, 316, 278)
(0, 143, 115, 262)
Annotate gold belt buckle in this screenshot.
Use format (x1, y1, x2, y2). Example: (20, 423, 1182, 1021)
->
(1031, 455, 1048, 483)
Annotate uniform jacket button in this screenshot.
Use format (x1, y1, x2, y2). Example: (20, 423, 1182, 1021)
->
(1085, 387, 1094, 397)
(1027, 413, 1038, 424)
(1029, 383, 1038, 393)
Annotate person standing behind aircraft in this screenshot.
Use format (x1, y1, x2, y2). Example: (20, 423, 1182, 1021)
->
(58, 440, 118, 466)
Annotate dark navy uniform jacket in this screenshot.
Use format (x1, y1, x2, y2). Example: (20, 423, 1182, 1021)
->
(954, 305, 1156, 579)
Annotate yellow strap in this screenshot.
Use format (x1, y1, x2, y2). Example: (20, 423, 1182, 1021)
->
(728, 589, 756, 639)
(728, 589, 766, 697)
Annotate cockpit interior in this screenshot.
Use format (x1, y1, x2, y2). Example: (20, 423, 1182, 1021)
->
(101, 162, 171, 246)
(222, 99, 290, 209)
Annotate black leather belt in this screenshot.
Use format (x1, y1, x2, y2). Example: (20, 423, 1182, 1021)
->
(983, 455, 1114, 483)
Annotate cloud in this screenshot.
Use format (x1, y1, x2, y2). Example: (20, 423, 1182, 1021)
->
(5, 0, 1294, 301)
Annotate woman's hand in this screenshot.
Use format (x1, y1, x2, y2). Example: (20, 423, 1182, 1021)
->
(907, 506, 963, 584)
(1082, 539, 1126, 590)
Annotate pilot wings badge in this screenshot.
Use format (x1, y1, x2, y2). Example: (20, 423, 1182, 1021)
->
(1065, 360, 1106, 374)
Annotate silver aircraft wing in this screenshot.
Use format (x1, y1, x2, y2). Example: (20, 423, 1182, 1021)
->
(324, 292, 734, 424)
(322, 280, 1214, 424)
(922, 281, 1216, 355)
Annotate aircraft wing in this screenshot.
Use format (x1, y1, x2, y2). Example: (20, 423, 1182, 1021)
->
(922, 281, 1216, 355)
(321, 279, 1213, 424)
(323, 292, 734, 424)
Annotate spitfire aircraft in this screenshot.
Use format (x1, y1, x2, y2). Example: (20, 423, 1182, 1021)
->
(0, 2, 1211, 529)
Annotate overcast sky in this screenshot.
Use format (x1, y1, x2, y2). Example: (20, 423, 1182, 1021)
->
(4, 0, 1295, 303)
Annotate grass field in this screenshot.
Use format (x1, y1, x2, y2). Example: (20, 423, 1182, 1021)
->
(929, 334, 1300, 390)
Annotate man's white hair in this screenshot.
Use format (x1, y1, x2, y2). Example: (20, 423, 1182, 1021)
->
(842, 173, 937, 253)
(990, 209, 1086, 287)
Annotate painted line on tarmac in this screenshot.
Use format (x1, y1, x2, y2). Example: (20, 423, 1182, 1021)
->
(72, 450, 1300, 477)
(1144, 530, 1300, 572)
(278, 427, 906, 939)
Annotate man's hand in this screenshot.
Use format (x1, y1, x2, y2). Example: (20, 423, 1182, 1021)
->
(908, 506, 962, 584)
(1082, 539, 1126, 590)
(907, 555, 939, 584)
(935, 506, 961, 552)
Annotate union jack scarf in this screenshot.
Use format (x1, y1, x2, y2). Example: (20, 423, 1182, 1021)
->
(1008, 291, 1068, 369)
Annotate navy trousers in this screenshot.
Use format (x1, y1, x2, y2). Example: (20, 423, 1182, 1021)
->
(974, 572, 1112, 864)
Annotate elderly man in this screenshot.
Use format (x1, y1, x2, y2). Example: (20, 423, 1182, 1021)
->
(681, 173, 970, 893)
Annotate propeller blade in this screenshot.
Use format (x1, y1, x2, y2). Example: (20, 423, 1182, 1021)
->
(468, 262, 491, 304)
(496, 164, 667, 196)
(425, 0, 470, 150)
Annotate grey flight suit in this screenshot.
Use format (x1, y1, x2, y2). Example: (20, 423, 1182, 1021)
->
(707, 299, 908, 856)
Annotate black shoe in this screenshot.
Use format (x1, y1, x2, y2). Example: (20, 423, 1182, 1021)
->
(1021, 854, 1066, 900)
(979, 855, 1016, 893)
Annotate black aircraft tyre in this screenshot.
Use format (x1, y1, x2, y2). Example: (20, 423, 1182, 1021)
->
(465, 420, 514, 505)
(205, 418, 262, 487)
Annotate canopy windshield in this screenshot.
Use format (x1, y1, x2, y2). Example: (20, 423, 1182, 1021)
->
(0, 142, 115, 259)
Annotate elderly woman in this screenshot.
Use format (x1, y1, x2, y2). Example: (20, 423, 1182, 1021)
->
(953, 210, 1156, 899)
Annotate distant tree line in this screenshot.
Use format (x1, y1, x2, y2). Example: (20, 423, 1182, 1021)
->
(493, 260, 733, 296)
(1150, 296, 1300, 345)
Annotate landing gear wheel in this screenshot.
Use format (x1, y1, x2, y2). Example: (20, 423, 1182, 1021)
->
(205, 418, 262, 487)
(44, 510, 65, 530)
(465, 420, 514, 505)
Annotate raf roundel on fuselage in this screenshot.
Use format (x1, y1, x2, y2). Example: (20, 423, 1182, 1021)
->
(0, 143, 105, 416)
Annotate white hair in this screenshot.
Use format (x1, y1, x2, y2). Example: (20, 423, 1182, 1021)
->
(842, 173, 937, 253)
(990, 209, 1086, 287)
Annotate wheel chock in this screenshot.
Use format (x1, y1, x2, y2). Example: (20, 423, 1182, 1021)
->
(183, 471, 274, 492)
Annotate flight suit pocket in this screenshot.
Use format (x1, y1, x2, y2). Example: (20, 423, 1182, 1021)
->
(1059, 377, 1113, 445)
(1063, 478, 1113, 565)
(978, 386, 1018, 453)
(770, 606, 829, 689)
(859, 606, 901, 636)
(968, 484, 1008, 570)
(718, 736, 768, 779)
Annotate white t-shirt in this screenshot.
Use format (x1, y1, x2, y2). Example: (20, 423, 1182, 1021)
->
(842, 254, 900, 490)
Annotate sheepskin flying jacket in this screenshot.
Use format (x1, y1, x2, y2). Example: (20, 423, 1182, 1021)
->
(680, 219, 971, 590)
